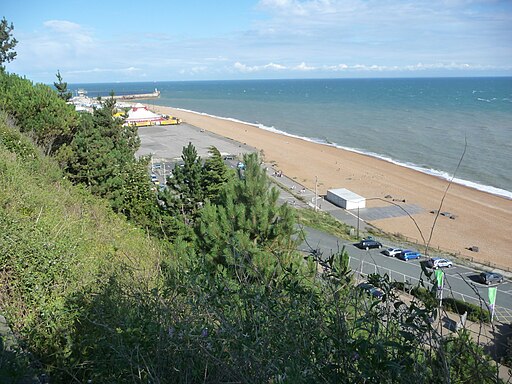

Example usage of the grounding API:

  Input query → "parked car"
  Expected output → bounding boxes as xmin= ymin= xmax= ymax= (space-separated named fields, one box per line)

xmin=397 ymin=250 xmax=422 ymax=261
xmin=479 ymin=272 xmax=504 ymax=285
xmin=383 ymin=247 xmax=402 ymax=257
xmin=426 ymin=257 xmax=453 ymax=269
xmin=357 ymin=238 xmax=383 ymax=250
xmin=356 ymin=282 xmax=384 ymax=300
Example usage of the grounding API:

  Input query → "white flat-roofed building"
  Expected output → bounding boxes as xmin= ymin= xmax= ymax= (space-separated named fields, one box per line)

xmin=326 ymin=188 xmax=366 ymax=210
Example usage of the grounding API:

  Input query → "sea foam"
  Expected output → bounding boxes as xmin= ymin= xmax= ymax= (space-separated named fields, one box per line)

xmin=174 ymin=107 xmax=512 ymax=200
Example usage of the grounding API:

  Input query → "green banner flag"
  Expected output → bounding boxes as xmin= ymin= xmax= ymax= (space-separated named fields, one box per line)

xmin=434 ymin=269 xmax=444 ymax=289
xmin=488 ymin=287 xmax=498 ymax=306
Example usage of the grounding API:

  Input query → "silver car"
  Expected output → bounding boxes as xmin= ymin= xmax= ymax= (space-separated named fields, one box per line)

xmin=383 ymin=247 xmax=402 ymax=257
xmin=426 ymin=257 xmax=453 ymax=269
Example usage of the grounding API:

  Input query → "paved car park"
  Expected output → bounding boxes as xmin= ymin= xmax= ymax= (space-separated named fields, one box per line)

xmin=136 ymin=123 xmax=255 ymax=161
xmin=357 ymin=204 xmax=424 ymax=221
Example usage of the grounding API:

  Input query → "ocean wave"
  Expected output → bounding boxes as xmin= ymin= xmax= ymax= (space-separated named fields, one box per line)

xmin=321 ymin=145 xmax=512 ymax=200
xmin=173 ymin=107 xmax=512 ymax=200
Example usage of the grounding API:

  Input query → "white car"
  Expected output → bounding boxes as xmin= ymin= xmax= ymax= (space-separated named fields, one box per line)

xmin=383 ymin=247 xmax=402 ymax=257
xmin=427 ymin=257 xmax=453 ymax=269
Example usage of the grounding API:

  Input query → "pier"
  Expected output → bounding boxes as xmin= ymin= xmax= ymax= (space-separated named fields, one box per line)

xmin=112 ymin=88 xmax=161 ymax=100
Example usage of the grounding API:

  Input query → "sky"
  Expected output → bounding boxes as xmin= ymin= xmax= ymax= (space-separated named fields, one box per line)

xmin=3 ymin=0 xmax=512 ymax=83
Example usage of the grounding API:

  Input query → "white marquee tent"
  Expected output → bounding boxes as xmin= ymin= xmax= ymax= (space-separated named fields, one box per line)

xmin=125 ymin=103 xmax=163 ymax=123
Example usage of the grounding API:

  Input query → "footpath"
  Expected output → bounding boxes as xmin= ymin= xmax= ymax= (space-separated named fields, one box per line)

xmin=264 ymin=162 xmax=371 ymax=231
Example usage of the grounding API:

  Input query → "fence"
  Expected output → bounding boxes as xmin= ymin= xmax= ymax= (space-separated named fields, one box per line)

xmin=390 ymin=234 xmax=512 ymax=273
xmin=351 ymin=258 xmax=511 ymax=324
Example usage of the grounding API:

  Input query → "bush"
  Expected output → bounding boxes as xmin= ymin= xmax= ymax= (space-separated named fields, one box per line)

xmin=411 ymin=286 xmax=438 ymax=308
xmin=0 ymin=117 xmax=165 ymax=380
xmin=0 ymin=111 xmax=39 ymax=160
xmin=296 ymin=206 xmax=355 ymax=240
xmin=0 ymin=72 xmax=78 ymax=155
xmin=442 ymin=298 xmax=490 ymax=323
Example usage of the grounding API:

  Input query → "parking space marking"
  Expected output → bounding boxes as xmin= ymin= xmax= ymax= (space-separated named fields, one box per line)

xmin=494 ymin=307 xmax=512 ymax=324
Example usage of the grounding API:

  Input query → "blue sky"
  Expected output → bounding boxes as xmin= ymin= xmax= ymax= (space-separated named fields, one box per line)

xmin=3 ymin=0 xmax=512 ymax=83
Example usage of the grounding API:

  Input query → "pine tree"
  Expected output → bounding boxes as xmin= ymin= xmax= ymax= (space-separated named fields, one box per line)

xmin=230 ymin=153 xmax=296 ymax=247
xmin=0 ymin=17 xmax=17 ymax=70
xmin=202 ymin=146 xmax=231 ymax=203
xmin=163 ymin=142 xmax=204 ymax=222
xmin=195 ymin=152 xmax=298 ymax=275
xmin=65 ymin=105 xmax=144 ymax=215
xmin=54 ymin=70 xmax=72 ymax=101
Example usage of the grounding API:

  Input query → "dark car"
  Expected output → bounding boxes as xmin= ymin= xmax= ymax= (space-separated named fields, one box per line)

xmin=357 ymin=238 xmax=383 ymax=250
xmin=479 ymin=272 xmax=504 ymax=285
xmin=356 ymin=282 xmax=384 ymax=300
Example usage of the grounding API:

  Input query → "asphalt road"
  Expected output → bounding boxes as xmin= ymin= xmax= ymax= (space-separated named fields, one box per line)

xmin=300 ymin=226 xmax=512 ymax=324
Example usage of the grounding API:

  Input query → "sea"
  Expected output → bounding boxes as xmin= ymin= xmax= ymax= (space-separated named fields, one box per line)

xmin=70 ymin=77 xmax=512 ymax=199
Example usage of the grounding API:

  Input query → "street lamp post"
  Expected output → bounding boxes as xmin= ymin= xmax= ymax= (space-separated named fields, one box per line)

xmin=314 ymin=176 xmax=318 ymax=211
xmin=357 ymin=205 xmax=360 ymax=239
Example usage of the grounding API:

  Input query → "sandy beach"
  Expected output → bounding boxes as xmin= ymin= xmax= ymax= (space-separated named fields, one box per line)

xmin=148 ymin=104 xmax=512 ymax=271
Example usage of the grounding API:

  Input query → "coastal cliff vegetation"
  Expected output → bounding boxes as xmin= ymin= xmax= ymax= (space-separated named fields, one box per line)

xmin=0 ymin=68 xmax=505 ymax=382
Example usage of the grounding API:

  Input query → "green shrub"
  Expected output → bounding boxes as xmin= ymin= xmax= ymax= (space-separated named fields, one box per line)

xmin=0 ymin=111 xmax=39 ymax=160
xmin=296 ymin=206 xmax=355 ymax=240
xmin=0 ymin=72 xmax=78 ymax=155
xmin=442 ymin=297 xmax=490 ymax=323
xmin=0 ymin=116 xmax=165 ymax=380
xmin=411 ymin=286 xmax=438 ymax=308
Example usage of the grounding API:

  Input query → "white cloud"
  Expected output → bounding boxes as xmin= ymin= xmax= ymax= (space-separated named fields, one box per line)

xmin=7 ymin=2 xmax=512 ymax=82
xmin=258 ymin=0 xmax=337 ymax=16
xmin=265 ymin=62 xmax=287 ymax=70
xmin=66 ymin=66 xmax=143 ymax=74
xmin=252 ymin=0 xmax=512 ymax=76
xmin=233 ymin=61 xmax=287 ymax=73
xmin=43 ymin=20 xmax=94 ymax=46
xmin=205 ymin=56 xmax=230 ymax=62
xmin=15 ymin=19 xmax=96 ymax=72
xmin=43 ymin=20 xmax=82 ymax=33
xmin=294 ymin=62 xmax=316 ymax=71
xmin=324 ymin=64 xmax=349 ymax=71
xmin=232 ymin=60 xmax=501 ymax=74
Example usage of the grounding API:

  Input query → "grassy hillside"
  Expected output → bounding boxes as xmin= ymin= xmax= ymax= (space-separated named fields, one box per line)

xmin=0 ymin=112 xmax=166 ymax=381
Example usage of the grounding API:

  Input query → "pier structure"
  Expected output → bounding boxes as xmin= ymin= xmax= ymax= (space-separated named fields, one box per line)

xmin=112 ymin=88 xmax=161 ymax=100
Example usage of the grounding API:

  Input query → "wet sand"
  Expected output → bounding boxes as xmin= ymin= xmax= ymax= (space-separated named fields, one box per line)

xmin=148 ymin=104 xmax=512 ymax=271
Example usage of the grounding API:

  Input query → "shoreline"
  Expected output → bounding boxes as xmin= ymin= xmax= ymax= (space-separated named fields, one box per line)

xmin=159 ymin=106 xmax=512 ymax=200
xmin=146 ymin=103 xmax=512 ymax=271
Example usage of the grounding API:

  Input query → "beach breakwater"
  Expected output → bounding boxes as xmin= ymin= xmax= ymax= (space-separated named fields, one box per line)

xmin=112 ymin=89 xmax=160 ymax=100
